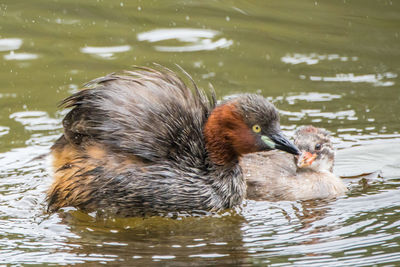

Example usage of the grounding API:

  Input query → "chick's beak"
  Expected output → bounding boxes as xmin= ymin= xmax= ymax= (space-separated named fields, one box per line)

xmin=297 ymin=151 xmax=317 ymax=168
xmin=270 ymin=132 xmax=300 ymax=155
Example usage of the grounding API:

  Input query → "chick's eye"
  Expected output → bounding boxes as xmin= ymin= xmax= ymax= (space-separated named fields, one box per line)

xmin=252 ymin=124 xmax=261 ymax=133
xmin=315 ymin=143 xmax=322 ymax=150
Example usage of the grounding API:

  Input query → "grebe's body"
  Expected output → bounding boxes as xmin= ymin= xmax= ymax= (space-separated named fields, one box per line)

xmin=47 ymin=67 xmax=299 ymax=216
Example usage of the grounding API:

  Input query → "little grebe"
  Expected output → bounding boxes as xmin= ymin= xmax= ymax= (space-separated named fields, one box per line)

xmin=243 ymin=126 xmax=347 ymax=201
xmin=47 ymin=66 xmax=299 ymax=216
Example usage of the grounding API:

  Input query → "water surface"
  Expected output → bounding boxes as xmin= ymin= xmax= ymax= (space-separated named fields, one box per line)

xmin=0 ymin=0 xmax=399 ymax=265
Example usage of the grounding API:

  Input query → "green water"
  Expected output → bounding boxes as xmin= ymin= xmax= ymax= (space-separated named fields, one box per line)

xmin=0 ymin=0 xmax=399 ymax=265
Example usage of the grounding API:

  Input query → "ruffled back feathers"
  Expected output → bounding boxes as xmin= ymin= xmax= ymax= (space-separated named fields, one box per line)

xmin=60 ymin=66 xmax=216 ymax=167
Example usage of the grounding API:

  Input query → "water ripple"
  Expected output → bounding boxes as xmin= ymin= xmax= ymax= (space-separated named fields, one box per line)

xmin=280 ymin=108 xmax=357 ymax=122
xmin=9 ymin=111 xmax=61 ymax=131
xmin=189 ymin=253 xmax=229 ymax=258
xmin=137 ymin=28 xmax=233 ymax=52
xmin=4 ymin=51 xmax=39 ymax=61
xmin=309 ymin=72 xmax=397 ymax=87
xmin=284 ymin=92 xmax=342 ymax=104
xmin=0 ymin=38 xmax=22 ymax=52
xmin=0 ymin=93 xmax=17 ymax=98
xmin=281 ymin=53 xmax=358 ymax=65
xmin=0 ymin=126 xmax=9 ymax=137
xmin=80 ymin=45 xmax=131 ymax=59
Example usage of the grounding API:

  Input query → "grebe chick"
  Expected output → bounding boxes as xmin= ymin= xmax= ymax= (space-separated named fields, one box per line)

xmin=243 ymin=126 xmax=347 ymax=201
xmin=47 ymin=67 xmax=299 ymax=217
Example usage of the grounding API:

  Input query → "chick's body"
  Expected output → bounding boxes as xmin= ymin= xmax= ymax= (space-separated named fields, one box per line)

xmin=243 ymin=126 xmax=347 ymax=201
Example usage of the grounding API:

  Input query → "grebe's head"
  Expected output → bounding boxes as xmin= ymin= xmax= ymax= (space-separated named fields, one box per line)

xmin=294 ymin=126 xmax=335 ymax=172
xmin=204 ymin=94 xmax=299 ymax=165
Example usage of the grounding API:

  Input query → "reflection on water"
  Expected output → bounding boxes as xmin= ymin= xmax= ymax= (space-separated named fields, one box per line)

xmin=0 ymin=38 xmax=23 ymax=52
xmin=137 ymin=28 xmax=233 ymax=52
xmin=281 ymin=53 xmax=397 ymax=87
xmin=0 ymin=0 xmax=400 ymax=265
xmin=284 ymin=92 xmax=342 ymax=104
xmin=309 ymin=72 xmax=397 ymax=87
xmin=4 ymin=52 xmax=39 ymax=61
xmin=10 ymin=111 xmax=60 ymax=131
xmin=336 ymin=141 xmax=400 ymax=178
xmin=0 ymin=127 xmax=9 ymax=137
xmin=80 ymin=45 xmax=132 ymax=59
xmin=281 ymin=53 xmax=359 ymax=65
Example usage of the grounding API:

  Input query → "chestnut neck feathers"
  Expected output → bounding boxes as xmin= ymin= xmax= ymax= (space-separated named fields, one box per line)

xmin=203 ymin=95 xmax=281 ymax=165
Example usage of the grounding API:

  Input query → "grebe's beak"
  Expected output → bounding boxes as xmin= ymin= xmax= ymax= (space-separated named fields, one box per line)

xmin=262 ymin=132 xmax=300 ymax=155
xmin=297 ymin=151 xmax=317 ymax=168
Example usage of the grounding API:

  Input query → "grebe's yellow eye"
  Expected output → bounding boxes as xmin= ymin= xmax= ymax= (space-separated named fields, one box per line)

xmin=252 ymin=124 xmax=261 ymax=133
